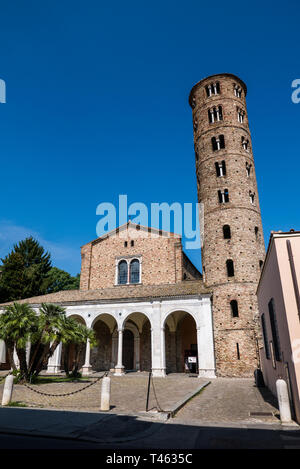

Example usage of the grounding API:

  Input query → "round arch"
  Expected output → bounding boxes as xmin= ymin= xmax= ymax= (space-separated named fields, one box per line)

xmin=164 ymin=310 xmax=198 ymax=374
xmin=162 ymin=307 xmax=199 ymax=330
xmin=122 ymin=312 xmax=152 ymax=372
xmin=120 ymin=310 xmax=153 ymax=331
xmin=91 ymin=314 xmax=118 ymax=372
xmin=91 ymin=312 xmax=117 ymax=331
xmin=67 ymin=314 xmax=86 ymax=326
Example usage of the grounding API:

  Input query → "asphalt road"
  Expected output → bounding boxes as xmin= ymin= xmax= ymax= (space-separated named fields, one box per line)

xmin=0 ymin=421 xmax=299 ymax=450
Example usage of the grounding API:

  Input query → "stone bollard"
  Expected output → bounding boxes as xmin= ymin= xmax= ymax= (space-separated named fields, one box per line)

xmin=1 ymin=374 xmax=14 ymax=406
xmin=100 ymin=376 xmax=111 ymax=411
xmin=276 ymin=379 xmax=292 ymax=424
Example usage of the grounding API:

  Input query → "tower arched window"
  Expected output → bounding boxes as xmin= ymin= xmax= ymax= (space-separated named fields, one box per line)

xmin=215 ymin=161 xmax=226 ymax=177
xmin=241 ymin=136 xmax=249 ymax=151
xmin=212 ymin=134 xmax=225 ymax=151
xmin=237 ymin=107 xmax=245 ymax=123
xmin=234 ymin=84 xmax=242 ymax=98
xmin=118 ymin=260 xmax=128 ymax=285
xmin=223 ymin=225 xmax=231 ymax=239
xmin=230 ymin=300 xmax=239 ymax=317
xmin=246 ymin=162 xmax=252 ymax=177
xmin=208 ymin=106 xmax=223 ymax=123
xmin=218 ymin=189 xmax=229 ymax=203
xmin=129 ymin=259 xmax=140 ymax=284
xmin=206 ymin=82 xmax=220 ymax=97
xmin=226 ymin=259 xmax=234 ymax=277
xmin=249 ymin=191 xmax=255 ymax=204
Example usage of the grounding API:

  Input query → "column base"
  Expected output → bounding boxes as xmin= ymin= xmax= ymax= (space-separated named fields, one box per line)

xmin=151 ymin=368 xmax=166 ymax=378
xmin=198 ymin=368 xmax=216 ymax=379
xmin=82 ymin=365 xmax=92 ymax=375
xmin=114 ymin=366 xmax=125 ymax=376
xmin=46 ymin=365 xmax=61 ymax=374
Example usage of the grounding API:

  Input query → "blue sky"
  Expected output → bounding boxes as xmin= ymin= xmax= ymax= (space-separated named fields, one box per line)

xmin=0 ymin=0 xmax=299 ymax=275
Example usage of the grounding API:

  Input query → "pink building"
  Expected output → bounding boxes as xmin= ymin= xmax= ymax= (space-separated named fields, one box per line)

xmin=257 ymin=230 xmax=300 ymax=423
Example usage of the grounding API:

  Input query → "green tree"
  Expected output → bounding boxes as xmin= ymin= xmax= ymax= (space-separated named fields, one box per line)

xmin=0 ymin=237 xmax=52 ymax=302
xmin=0 ymin=302 xmax=96 ymax=382
xmin=46 ymin=267 xmax=80 ymax=293
xmin=28 ymin=302 xmax=67 ymax=378
xmin=0 ymin=302 xmax=39 ymax=380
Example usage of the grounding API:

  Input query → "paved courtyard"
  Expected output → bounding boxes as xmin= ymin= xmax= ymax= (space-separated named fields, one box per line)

xmin=175 ymin=377 xmax=280 ymax=424
xmin=0 ymin=372 xmax=207 ymax=414
xmin=0 ymin=372 xmax=282 ymax=425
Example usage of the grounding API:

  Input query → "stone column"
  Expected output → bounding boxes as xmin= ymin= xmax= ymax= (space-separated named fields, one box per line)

xmin=46 ymin=342 xmax=62 ymax=374
xmin=111 ymin=336 xmax=118 ymax=370
xmin=82 ymin=339 xmax=92 ymax=375
xmin=151 ymin=326 xmax=165 ymax=378
xmin=197 ymin=312 xmax=216 ymax=379
xmin=114 ymin=329 xmax=125 ymax=376
xmin=160 ymin=327 xmax=166 ymax=376
xmin=170 ymin=331 xmax=176 ymax=373
xmin=134 ymin=335 xmax=140 ymax=371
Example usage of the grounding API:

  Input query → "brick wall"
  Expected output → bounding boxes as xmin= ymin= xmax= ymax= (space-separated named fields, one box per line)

xmin=80 ymin=224 xmax=200 ymax=290
xmin=189 ymin=74 xmax=265 ymax=377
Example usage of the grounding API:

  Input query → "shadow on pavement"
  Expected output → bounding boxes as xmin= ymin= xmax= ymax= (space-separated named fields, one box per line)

xmin=0 ymin=406 xmax=299 ymax=449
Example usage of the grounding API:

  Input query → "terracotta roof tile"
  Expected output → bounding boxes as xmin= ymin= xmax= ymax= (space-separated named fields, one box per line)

xmin=0 ymin=280 xmax=211 ymax=307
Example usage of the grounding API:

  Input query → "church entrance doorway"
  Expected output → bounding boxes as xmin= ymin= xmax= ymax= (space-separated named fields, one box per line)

xmin=123 ymin=329 xmax=134 ymax=370
xmin=165 ymin=311 xmax=197 ymax=374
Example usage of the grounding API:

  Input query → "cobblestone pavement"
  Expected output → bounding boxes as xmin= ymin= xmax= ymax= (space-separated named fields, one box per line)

xmin=0 ymin=372 xmax=205 ymax=414
xmin=175 ymin=378 xmax=280 ymax=424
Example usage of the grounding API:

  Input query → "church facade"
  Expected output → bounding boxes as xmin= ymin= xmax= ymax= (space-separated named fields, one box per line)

xmin=0 ymin=73 xmax=265 ymax=378
xmin=1 ymin=223 xmax=216 ymax=378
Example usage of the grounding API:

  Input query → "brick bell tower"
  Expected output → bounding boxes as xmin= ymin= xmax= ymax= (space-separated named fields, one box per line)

xmin=189 ymin=73 xmax=265 ymax=377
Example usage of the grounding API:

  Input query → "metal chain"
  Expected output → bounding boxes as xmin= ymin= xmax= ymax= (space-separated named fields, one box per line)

xmin=150 ymin=374 xmax=167 ymax=413
xmin=23 ymin=372 xmax=107 ymax=397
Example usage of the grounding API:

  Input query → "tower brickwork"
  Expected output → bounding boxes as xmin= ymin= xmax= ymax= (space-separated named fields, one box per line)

xmin=189 ymin=74 xmax=265 ymax=376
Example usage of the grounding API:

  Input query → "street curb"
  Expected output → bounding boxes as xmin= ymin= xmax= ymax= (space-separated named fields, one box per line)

xmin=167 ymin=380 xmax=211 ymax=418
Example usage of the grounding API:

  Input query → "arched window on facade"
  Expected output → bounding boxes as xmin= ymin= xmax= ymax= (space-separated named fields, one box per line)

xmin=226 ymin=259 xmax=234 ymax=277
xmin=130 ymin=259 xmax=140 ymax=284
xmin=223 ymin=225 xmax=231 ymax=239
xmin=230 ymin=300 xmax=239 ymax=317
xmin=118 ymin=260 xmax=128 ymax=285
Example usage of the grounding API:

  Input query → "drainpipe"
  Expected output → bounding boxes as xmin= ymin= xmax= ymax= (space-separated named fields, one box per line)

xmin=286 ymin=240 xmax=300 ymax=321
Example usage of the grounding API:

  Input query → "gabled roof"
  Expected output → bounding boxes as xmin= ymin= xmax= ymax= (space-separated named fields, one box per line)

xmin=81 ymin=220 xmax=182 ymax=248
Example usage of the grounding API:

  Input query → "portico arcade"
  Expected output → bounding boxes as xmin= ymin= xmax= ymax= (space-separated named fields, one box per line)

xmin=45 ymin=296 xmax=216 ymax=378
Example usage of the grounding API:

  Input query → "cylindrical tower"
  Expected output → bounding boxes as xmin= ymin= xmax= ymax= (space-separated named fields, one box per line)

xmin=189 ymin=73 xmax=265 ymax=377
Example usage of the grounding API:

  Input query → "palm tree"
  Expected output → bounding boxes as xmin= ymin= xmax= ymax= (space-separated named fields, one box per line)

xmin=0 ymin=301 xmax=96 ymax=381
xmin=61 ymin=317 xmax=96 ymax=377
xmin=68 ymin=322 xmax=96 ymax=377
xmin=30 ymin=303 xmax=67 ymax=377
xmin=0 ymin=302 xmax=38 ymax=380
